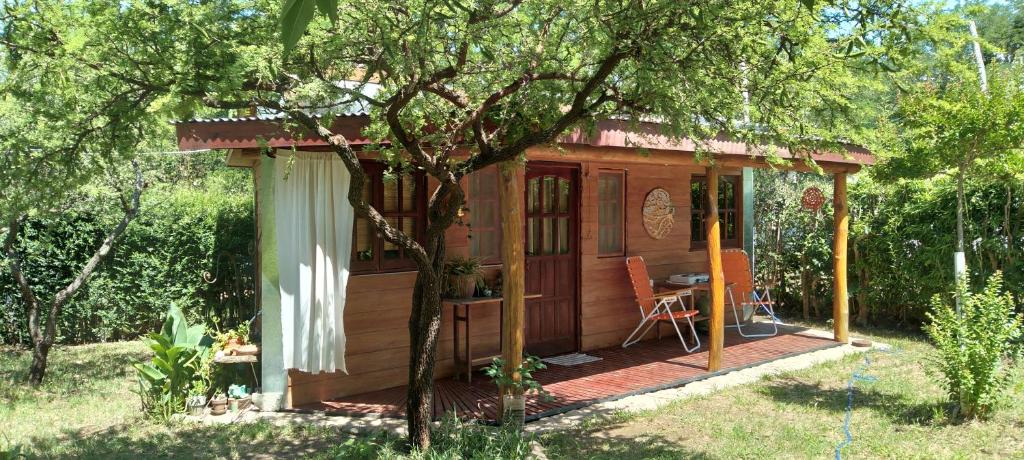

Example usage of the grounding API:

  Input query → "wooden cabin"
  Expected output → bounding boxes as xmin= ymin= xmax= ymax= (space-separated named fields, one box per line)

xmin=177 ymin=115 xmax=869 ymax=412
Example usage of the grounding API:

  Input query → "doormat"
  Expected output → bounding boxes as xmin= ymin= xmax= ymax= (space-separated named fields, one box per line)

xmin=542 ymin=353 xmax=602 ymax=367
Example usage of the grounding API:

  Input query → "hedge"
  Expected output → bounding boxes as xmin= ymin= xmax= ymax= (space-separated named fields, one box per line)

xmin=0 ymin=159 xmax=255 ymax=345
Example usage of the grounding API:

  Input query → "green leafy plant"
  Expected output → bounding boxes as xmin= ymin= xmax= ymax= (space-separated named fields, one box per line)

xmin=134 ymin=304 xmax=214 ymax=420
xmin=445 ymin=256 xmax=484 ymax=276
xmin=925 ymin=272 xmax=1023 ymax=420
xmin=444 ymin=256 xmax=484 ymax=298
xmin=484 ymin=355 xmax=551 ymax=401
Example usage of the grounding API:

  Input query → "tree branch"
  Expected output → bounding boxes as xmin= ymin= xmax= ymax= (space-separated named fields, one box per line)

xmin=3 ymin=215 xmax=40 ymax=343
xmin=282 ymin=108 xmax=433 ymax=270
xmin=43 ymin=160 xmax=145 ymax=343
xmin=459 ymin=48 xmax=628 ymax=173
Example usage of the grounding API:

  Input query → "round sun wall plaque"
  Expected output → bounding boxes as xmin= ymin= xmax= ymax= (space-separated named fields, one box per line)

xmin=642 ymin=187 xmax=675 ymax=239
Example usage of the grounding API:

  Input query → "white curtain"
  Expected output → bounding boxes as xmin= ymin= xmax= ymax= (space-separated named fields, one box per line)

xmin=274 ymin=150 xmax=353 ymax=374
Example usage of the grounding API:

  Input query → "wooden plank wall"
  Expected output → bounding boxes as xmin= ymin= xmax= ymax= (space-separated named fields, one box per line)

xmin=287 ymin=147 xmax=743 ymax=406
xmin=287 ymin=178 xmax=506 ymax=406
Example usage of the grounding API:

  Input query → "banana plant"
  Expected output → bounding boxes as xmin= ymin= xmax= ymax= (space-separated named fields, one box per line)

xmin=134 ymin=304 xmax=213 ymax=419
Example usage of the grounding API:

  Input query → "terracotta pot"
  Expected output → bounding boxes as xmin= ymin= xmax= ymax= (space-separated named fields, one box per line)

xmin=210 ymin=397 xmax=228 ymax=416
xmin=457 ymin=275 xmax=476 ymax=298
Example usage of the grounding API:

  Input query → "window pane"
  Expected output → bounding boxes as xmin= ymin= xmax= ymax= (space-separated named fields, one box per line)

xmin=691 ymin=211 xmax=705 ymax=242
xmin=354 ymin=179 xmax=375 ymax=262
xmin=542 ymin=217 xmax=554 ymax=255
xmin=473 ymin=170 xmax=497 ymax=199
xmin=598 ymin=172 xmax=624 ymax=255
xmin=527 ymin=178 xmax=539 ymax=213
xmin=469 ymin=168 xmax=501 ymax=260
xmin=383 ymin=175 xmax=399 ymax=212
xmin=402 ymin=175 xmax=417 ymax=212
xmin=691 ymin=179 xmax=704 ymax=211
xmin=383 ymin=217 xmax=401 ymax=259
xmin=403 ymin=218 xmax=416 ymax=243
xmin=354 ymin=217 xmax=374 ymax=261
xmin=473 ymin=231 xmax=495 ymax=259
xmin=723 ymin=211 xmax=736 ymax=239
xmin=543 ymin=176 xmax=556 ymax=213
xmin=558 ymin=178 xmax=570 ymax=213
xmin=720 ymin=178 xmax=734 ymax=210
xmin=558 ymin=217 xmax=569 ymax=254
xmin=526 ymin=217 xmax=537 ymax=256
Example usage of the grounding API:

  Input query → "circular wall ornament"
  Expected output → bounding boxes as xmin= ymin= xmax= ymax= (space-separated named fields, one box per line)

xmin=642 ymin=187 xmax=675 ymax=239
xmin=801 ymin=186 xmax=826 ymax=212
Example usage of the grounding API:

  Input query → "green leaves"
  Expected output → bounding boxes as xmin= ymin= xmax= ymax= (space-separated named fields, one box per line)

xmin=280 ymin=0 xmax=338 ymax=55
xmin=135 ymin=304 xmax=213 ymax=419
xmin=316 ymin=0 xmax=339 ymax=22
xmin=926 ymin=272 xmax=1022 ymax=419
xmin=280 ymin=0 xmax=316 ymax=55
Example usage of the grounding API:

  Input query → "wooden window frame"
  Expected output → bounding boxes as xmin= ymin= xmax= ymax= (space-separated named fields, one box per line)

xmin=690 ymin=174 xmax=741 ymax=250
xmin=351 ymin=161 xmax=427 ymax=275
xmin=467 ymin=166 xmax=503 ymax=265
xmin=597 ymin=169 xmax=627 ymax=258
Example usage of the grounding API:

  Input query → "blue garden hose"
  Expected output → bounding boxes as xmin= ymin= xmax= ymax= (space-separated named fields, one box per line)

xmin=834 ymin=345 xmax=898 ymax=460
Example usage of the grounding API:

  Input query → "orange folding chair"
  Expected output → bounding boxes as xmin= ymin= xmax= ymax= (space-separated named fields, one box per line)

xmin=721 ymin=249 xmax=779 ymax=337
xmin=623 ymin=256 xmax=701 ymax=352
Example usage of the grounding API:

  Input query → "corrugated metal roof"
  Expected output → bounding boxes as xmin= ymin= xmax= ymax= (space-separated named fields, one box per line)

xmin=178 ymin=111 xmax=370 ymax=124
xmin=175 ymin=112 xmax=873 ymax=166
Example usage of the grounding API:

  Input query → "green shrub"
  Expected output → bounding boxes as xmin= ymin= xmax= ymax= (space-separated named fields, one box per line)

xmin=925 ymin=272 xmax=1023 ymax=420
xmin=0 ymin=155 xmax=255 ymax=345
xmin=134 ymin=304 xmax=214 ymax=420
xmin=753 ymin=169 xmax=1024 ymax=327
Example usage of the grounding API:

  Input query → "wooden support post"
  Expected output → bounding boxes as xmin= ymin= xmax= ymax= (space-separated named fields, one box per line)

xmin=498 ymin=161 xmax=526 ymax=421
xmin=706 ymin=168 xmax=725 ymax=372
xmin=833 ymin=173 xmax=850 ymax=343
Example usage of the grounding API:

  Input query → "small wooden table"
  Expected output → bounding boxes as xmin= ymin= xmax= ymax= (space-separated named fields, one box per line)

xmin=661 ymin=280 xmax=738 ymax=321
xmin=444 ymin=294 xmax=541 ymax=383
xmin=213 ymin=353 xmax=260 ymax=388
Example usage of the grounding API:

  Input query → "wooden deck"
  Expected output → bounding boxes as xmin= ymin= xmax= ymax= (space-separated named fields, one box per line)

xmin=295 ymin=325 xmax=838 ymax=422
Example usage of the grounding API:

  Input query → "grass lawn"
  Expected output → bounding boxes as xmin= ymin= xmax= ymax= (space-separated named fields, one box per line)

xmin=541 ymin=326 xmax=1024 ymax=459
xmin=2 ymin=326 xmax=1022 ymax=459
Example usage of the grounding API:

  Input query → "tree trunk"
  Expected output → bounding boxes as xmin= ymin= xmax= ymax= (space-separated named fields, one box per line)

xmin=955 ymin=168 xmax=967 ymax=269
xmin=853 ymin=238 xmax=869 ymax=327
xmin=5 ymin=161 xmax=143 ymax=387
xmin=405 ymin=233 xmax=447 ymax=449
xmin=800 ymin=264 xmax=809 ymax=321
xmin=28 ymin=340 xmax=51 ymax=386
xmin=811 ymin=278 xmax=821 ymax=319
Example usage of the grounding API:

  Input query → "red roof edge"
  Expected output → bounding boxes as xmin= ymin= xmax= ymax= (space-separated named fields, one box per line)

xmin=176 ymin=116 xmax=873 ymax=166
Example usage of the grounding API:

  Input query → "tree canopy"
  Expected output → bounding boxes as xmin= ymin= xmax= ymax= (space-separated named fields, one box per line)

xmin=0 ymin=0 xmax=956 ymax=447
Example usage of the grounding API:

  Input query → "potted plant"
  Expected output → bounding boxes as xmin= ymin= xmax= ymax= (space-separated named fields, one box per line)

xmin=444 ymin=256 xmax=483 ymax=298
xmin=484 ymin=355 xmax=551 ymax=427
xmin=210 ymin=393 xmax=228 ymax=416
xmin=186 ymin=394 xmax=207 ymax=416
xmin=186 ymin=379 xmax=209 ymax=416
xmin=216 ymin=323 xmax=250 ymax=355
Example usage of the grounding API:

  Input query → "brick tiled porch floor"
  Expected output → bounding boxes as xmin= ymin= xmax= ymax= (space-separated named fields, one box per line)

xmin=295 ymin=325 xmax=838 ymax=422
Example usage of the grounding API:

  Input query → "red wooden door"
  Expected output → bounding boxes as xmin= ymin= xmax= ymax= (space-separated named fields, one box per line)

xmin=524 ymin=164 xmax=579 ymax=357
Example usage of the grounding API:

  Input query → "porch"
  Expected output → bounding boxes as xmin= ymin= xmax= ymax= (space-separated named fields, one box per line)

xmin=295 ymin=324 xmax=838 ymax=422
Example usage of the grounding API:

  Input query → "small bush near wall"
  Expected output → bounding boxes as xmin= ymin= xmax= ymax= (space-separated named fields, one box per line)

xmin=0 ymin=154 xmax=256 ymax=345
